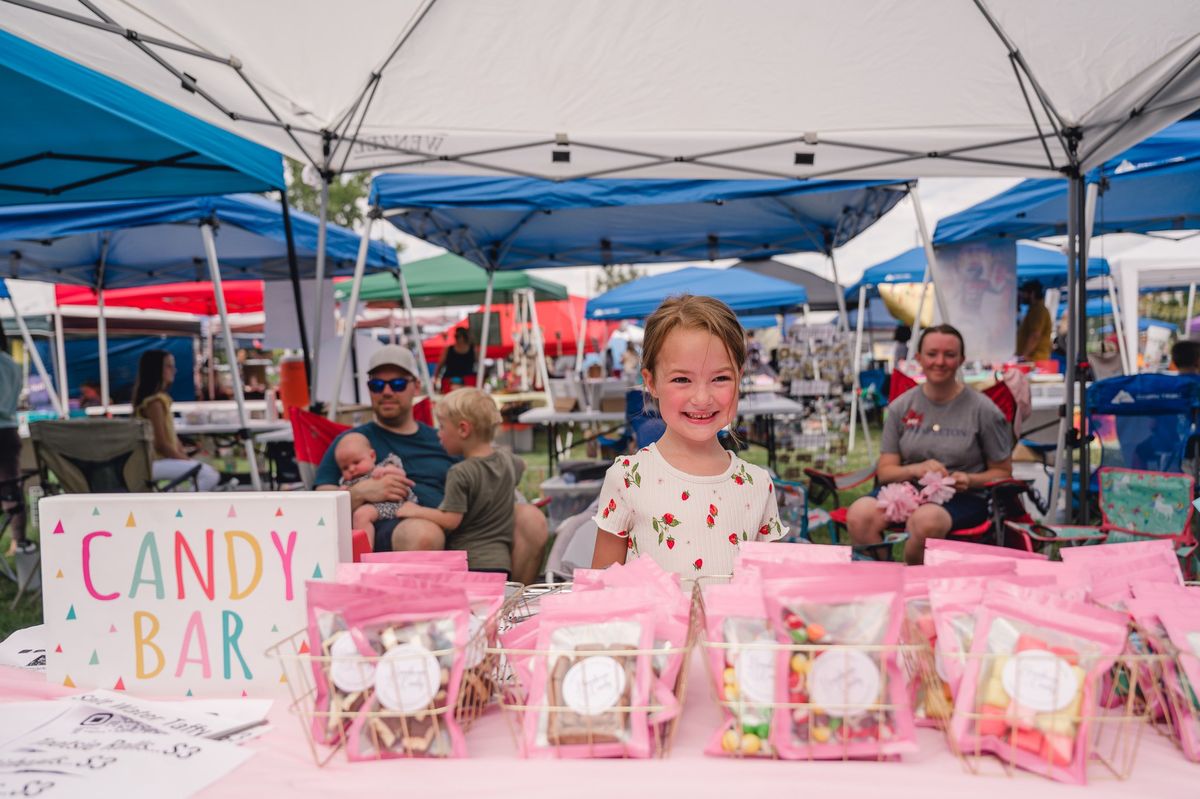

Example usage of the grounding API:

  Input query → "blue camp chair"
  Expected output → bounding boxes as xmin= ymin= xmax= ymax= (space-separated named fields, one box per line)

xmin=1022 ymin=373 xmax=1200 ymax=502
xmin=598 ymin=390 xmax=666 ymax=454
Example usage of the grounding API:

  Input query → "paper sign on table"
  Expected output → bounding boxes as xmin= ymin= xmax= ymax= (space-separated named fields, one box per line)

xmin=40 ymin=492 xmax=350 ymax=697
xmin=0 ymin=702 xmax=252 ymax=799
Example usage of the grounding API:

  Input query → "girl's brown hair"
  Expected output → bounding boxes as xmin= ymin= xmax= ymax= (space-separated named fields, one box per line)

xmin=641 ymin=294 xmax=746 ymax=381
xmin=916 ymin=324 xmax=966 ymax=358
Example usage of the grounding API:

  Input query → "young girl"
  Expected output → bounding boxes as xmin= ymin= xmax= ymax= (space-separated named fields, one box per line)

xmin=591 ymin=295 xmax=785 ymax=577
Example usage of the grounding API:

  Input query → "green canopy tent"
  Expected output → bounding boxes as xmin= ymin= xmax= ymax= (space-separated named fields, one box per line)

xmin=334 ymin=253 xmax=568 ymax=306
xmin=334 ymin=253 xmax=569 ymax=397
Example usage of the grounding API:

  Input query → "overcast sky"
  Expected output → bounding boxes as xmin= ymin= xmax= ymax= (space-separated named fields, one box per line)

xmin=384 ymin=177 xmax=1026 ymax=298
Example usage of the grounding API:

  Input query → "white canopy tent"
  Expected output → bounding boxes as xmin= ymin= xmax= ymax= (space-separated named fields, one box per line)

xmin=1113 ymin=237 xmax=1200 ymax=362
xmin=9 ymin=0 xmax=1200 ymax=514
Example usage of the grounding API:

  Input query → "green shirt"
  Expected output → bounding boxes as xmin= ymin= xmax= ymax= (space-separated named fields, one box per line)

xmin=439 ymin=449 xmax=526 ymax=572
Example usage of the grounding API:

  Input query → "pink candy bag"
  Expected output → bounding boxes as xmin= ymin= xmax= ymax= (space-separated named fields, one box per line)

xmin=701 ymin=582 xmax=777 ymax=758
xmin=738 ymin=540 xmax=852 ymax=565
xmin=359 ymin=549 xmax=469 ymax=568
xmin=948 ymin=592 xmax=1128 ymax=784
xmin=343 ymin=590 xmax=472 ymax=760
xmin=924 ymin=539 xmax=1047 ymax=565
xmin=1157 ymin=601 xmax=1200 ymax=761
xmin=763 ymin=564 xmax=917 ymax=760
xmin=522 ymin=589 xmax=659 ymax=758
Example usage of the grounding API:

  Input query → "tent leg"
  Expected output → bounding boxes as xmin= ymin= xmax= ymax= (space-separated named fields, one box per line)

xmin=1045 ymin=410 xmax=1068 ymax=523
xmin=848 ymin=286 xmax=867 ymax=454
xmin=309 ymin=179 xmax=330 ymax=401
xmin=575 ymin=304 xmax=588 ymax=376
xmin=910 ymin=185 xmax=951 ymax=327
xmin=95 ymin=233 xmax=111 ymax=416
xmin=802 ymin=303 xmax=811 ymax=328
xmin=397 ymin=266 xmax=434 ymax=398
xmin=1187 ymin=282 xmax=1197 ymax=341
xmin=477 ymin=271 xmax=495 ymax=386
xmin=1074 ymin=174 xmax=1091 ymax=519
xmin=206 ymin=323 xmax=215 ymax=400
xmin=52 ymin=312 xmax=68 ymax=414
xmin=524 ymin=289 xmax=553 ymax=409
xmin=828 ymin=251 xmax=850 ymax=332
xmin=8 ymin=297 xmax=63 ymax=417
xmin=201 ymin=223 xmax=262 ymax=491
xmin=1063 ymin=176 xmax=1081 ymax=522
xmin=329 ymin=214 xmax=376 ymax=420
xmin=279 ymin=189 xmax=312 ymax=400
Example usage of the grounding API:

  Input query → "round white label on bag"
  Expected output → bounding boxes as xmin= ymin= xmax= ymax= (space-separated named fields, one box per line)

xmin=329 ymin=632 xmax=375 ymax=693
xmin=374 ymin=642 xmax=442 ymax=712
xmin=561 ymin=656 xmax=626 ymax=716
xmin=1001 ymin=650 xmax=1078 ymax=712
xmin=809 ymin=649 xmax=881 ymax=718
xmin=735 ymin=641 xmax=777 ymax=705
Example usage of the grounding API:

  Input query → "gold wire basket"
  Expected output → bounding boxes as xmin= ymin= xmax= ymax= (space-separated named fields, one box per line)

xmin=1128 ymin=623 xmax=1200 ymax=762
xmin=695 ymin=590 xmax=941 ymax=761
xmin=267 ymin=589 xmax=514 ymax=766
xmin=487 ymin=582 xmax=699 ymax=758
xmin=941 ymin=643 xmax=1170 ymax=782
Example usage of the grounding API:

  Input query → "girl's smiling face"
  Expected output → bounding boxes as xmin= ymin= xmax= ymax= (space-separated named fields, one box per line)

xmin=643 ymin=327 xmax=739 ymax=447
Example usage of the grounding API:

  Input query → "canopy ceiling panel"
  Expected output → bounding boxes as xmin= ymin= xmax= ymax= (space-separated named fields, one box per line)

xmin=5 ymin=1 xmax=1199 ymax=180
xmin=586 ymin=266 xmax=807 ymax=320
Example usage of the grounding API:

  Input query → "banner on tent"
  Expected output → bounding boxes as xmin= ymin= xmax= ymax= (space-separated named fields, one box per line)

xmin=935 ymin=241 xmax=1017 ymax=364
xmin=40 ymin=492 xmax=350 ymax=697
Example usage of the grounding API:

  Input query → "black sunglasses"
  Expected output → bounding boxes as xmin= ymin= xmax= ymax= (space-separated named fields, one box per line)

xmin=367 ymin=377 xmax=410 ymax=394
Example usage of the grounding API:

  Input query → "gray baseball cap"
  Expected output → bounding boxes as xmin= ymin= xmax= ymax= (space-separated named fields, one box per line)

xmin=367 ymin=345 xmax=420 ymax=377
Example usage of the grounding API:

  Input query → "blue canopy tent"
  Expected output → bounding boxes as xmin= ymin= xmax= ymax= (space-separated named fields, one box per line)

xmin=0 ymin=194 xmax=397 ymax=488
xmin=586 ymin=267 xmax=808 ymax=320
xmin=739 ymin=314 xmax=781 ymax=331
xmin=357 ymin=174 xmax=911 ymax=410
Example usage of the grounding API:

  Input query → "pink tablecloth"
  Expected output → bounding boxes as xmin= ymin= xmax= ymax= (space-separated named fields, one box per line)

xmin=1 ymin=657 xmax=1193 ymax=797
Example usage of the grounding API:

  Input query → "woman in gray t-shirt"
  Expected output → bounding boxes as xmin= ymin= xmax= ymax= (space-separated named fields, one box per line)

xmin=846 ymin=325 xmax=1013 ymax=564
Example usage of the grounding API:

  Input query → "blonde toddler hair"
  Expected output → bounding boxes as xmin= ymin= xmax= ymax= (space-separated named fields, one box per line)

xmin=437 ymin=387 xmax=502 ymax=441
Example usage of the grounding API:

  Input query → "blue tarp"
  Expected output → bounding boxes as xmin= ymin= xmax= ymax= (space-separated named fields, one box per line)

xmin=1058 ymin=297 xmax=1119 ymax=320
xmin=370 ymin=175 xmax=908 ymax=270
xmin=0 ymin=29 xmax=282 ymax=204
xmin=934 ymin=122 xmax=1200 ymax=244
xmin=0 ymin=194 xmax=398 ymax=288
xmin=586 ymin=267 xmax=807 ymax=320
xmin=842 ymin=296 xmax=900 ymax=329
xmin=844 ymin=244 xmax=1111 ymax=298
xmin=35 ymin=335 xmax=195 ymax=405
xmin=1098 ymin=318 xmax=1175 ymax=334
xmin=739 ymin=314 xmax=780 ymax=330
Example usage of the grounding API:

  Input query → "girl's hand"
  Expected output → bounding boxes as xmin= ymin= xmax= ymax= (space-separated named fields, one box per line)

xmin=949 ymin=471 xmax=971 ymax=492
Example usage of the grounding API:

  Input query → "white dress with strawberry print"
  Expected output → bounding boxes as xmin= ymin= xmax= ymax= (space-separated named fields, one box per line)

xmin=592 ymin=443 xmax=786 ymax=578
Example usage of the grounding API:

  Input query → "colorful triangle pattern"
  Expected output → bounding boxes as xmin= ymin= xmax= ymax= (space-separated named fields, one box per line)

xmin=279 ymin=673 xmax=288 ymax=684
xmin=312 ymin=563 xmax=323 ymax=579
xmin=54 ymin=644 xmax=62 ymax=653
xmin=275 ymin=507 xmax=283 ymax=517
xmin=270 ymin=624 xmax=278 ymax=633
xmin=125 ymin=512 xmax=136 ymax=527
xmin=89 ymin=650 xmax=99 ymax=666
xmin=63 ymin=675 xmax=75 ymax=688
xmin=186 ymin=689 xmax=193 ymax=697
xmin=52 ymin=520 xmax=64 ymax=535
xmin=317 ymin=517 xmax=325 ymax=526
xmin=55 ymin=569 xmax=63 ymax=579
xmin=227 ymin=505 xmax=237 ymax=518
xmin=91 ymin=507 xmax=100 ymax=516
xmin=241 ymin=690 xmax=248 ymax=698
xmin=176 ymin=509 xmax=183 ymax=518
xmin=114 ymin=677 xmax=125 ymax=691
xmin=298 ymin=640 xmax=311 ymax=655
xmin=66 ymin=605 xmax=76 ymax=621
xmin=109 ymin=624 xmax=117 ymax=633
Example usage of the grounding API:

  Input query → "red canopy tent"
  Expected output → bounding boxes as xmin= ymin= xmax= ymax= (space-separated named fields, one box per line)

xmin=422 ymin=296 xmax=616 ymax=362
xmin=56 ymin=281 xmax=264 ymax=315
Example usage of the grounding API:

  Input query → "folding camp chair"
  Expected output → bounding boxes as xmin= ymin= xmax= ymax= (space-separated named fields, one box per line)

xmin=0 ymin=470 xmax=39 ymax=608
xmin=289 ymin=407 xmax=351 ymax=490
xmin=1021 ymin=373 xmax=1200 ymax=512
xmin=809 ymin=370 xmax=1037 ymax=556
xmin=598 ymin=389 xmax=666 ymax=455
xmin=29 ymin=418 xmax=201 ymax=494
xmin=1006 ymin=467 xmax=1199 ymax=577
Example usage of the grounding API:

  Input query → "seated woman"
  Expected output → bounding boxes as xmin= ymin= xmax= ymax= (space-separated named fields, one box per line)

xmin=846 ymin=324 xmax=1013 ymax=564
xmin=132 ymin=350 xmax=221 ymax=491
xmin=435 ymin=328 xmax=478 ymax=393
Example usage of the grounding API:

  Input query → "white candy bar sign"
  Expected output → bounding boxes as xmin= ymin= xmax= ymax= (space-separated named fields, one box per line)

xmin=40 ymin=492 xmax=350 ymax=697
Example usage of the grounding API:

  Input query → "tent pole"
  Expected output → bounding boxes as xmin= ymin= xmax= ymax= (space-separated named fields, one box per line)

xmin=1063 ymin=176 xmax=1080 ymax=522
xmin=1075 ymin=174 xmax=1092 ymax=520
xmin=95 ymin=232 xmax=111 ymax=416
xmin=910 ymin=185 xmax=951 ymax=326
xmin=279 ymin=190 xmax=312 ymax=401
xmin=828 ymin=250 xmax=850 ymax=332
xmin=329 ymin=213 xmax=376 ymax=420
xmin=6 ymin=293 xmax=63 ymax=418
xmin=525 ymin=289 xmax=553 ymax=409
xmin=53 ymin=311 xmax=68 ymax=413
xmin=309 ymin=178 xmax=330 ymax=401
xmin=575 ymin=305 xmax=588 ymax=376
xmin=1105 ymin=281 xmax=1129 ymax=375
xmin=802 ymin=303 xmax=811 ymax=328
xmin=397 ymin=265 xmax=434 ymax=398
xmin=201 ymin=223 xmax=262 ymax=491
xmin=1187 ymin=283 xmax=1197 ymax=340
xmin=206 ymin=322 xmax=215 ymax=400
xmin=848 ymin=285 xmax=867 ymax=455
xmin=477 ymin=270 xmax=495 ymax=386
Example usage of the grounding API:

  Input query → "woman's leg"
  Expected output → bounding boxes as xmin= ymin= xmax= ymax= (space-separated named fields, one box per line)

xmin=0 ymin=428 xmax=26 ymax=546
xmin=152 ymin=458 xmax=221 ymax=491
xmin=904 ymin=504 xmax=953 ymax=565
xmin=845 ymin=495 xmax=888 ymax=547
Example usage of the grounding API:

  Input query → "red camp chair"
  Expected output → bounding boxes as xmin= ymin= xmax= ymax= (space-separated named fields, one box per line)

xmin=808 ymin=370 xmax=1037 ymax=555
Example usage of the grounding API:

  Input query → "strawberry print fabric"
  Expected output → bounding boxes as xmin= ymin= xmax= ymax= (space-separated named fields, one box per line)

xmin=593 ymin=443 xmax=785 ymax=577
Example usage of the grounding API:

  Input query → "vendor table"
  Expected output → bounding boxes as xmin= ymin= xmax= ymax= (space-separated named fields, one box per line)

xmin=0 ymin=655 xmax=1190 ymax=798
xmin=518 ymin=406 xmax=625 ymax=471
xmin=84 ymin=399 xmax=271 ymax=419
xmin=737 ymin=393 xmax=806 ymax=472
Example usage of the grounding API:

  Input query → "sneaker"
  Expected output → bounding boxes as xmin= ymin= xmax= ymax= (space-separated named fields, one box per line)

xmin=14 ymin=540 xmax=38 ymax=555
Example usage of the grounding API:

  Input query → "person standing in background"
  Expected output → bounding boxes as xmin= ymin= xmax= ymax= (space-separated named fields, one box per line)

xmin=1016 ymin=280 xmax=1052 ymax=362
xmin=132 ymin=350 xmax=221 ymax=491
xmin=893 ymin=324 xmax=912 ymax=364
xmin=0 ymin=328 xmax=30 ymax=554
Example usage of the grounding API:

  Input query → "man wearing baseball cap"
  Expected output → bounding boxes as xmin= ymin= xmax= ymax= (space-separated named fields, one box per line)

xmin=315 ymin=344 xmax=547 ymax=582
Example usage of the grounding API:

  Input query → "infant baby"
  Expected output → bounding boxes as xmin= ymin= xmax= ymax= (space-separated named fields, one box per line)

xmin=334 ymin=431 xmax=417 ymax=542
